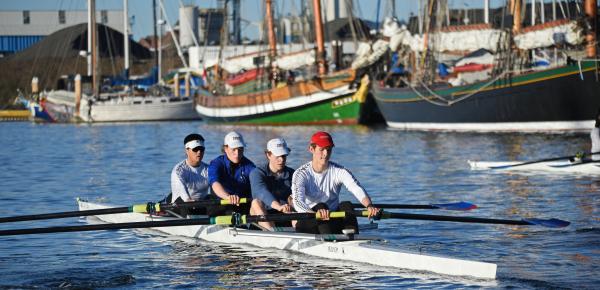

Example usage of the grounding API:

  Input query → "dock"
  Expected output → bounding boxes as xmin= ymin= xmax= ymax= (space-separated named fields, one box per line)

xmin=0 ymin=110 xmax=30 ymax=121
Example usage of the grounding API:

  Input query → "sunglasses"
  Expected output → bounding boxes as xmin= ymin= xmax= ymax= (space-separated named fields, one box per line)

xmin=190 ymin=147 xmax=205 ymax=153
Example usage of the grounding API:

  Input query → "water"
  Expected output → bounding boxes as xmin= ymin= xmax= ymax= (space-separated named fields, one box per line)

xmin=0 ymin=122 xmax=598 ymax=289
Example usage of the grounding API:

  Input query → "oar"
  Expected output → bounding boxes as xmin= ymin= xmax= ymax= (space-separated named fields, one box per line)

xmin=548 ymin=159 xmax=600 ymax=168
xmin=0 ymin=198 xmax=249 ymax=224
xmin=0 ymin=212 xmax=346 ymax=236
xmin=356 ymin=211 xmax=570 ymax=228
xmin=489 ymin=152 xmax=599 ymax=169
xmin=352 ymin=201 xmax=477 ymax=211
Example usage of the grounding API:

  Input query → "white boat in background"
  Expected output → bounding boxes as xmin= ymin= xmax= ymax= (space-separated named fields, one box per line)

xmin=78 ymin=93 xmax=198 ymax=122
xmin=43 ymin=86 xmax=199 ymax=122
xmin=468 ymin=160 xmax=600 ymax=174
xmin=41 ymin=0 xmax=200 ymax=123
xmin=77 ymin=199 xmax=497 ymax=279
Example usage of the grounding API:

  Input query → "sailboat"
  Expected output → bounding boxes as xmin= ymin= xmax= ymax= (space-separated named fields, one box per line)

xmin=42 ymin=0 xmax=199 ymax=123
xmin=361 ymin=0 xmax=600 ymax=132
xmin=193 ymin=0 xmax=370 ymax=125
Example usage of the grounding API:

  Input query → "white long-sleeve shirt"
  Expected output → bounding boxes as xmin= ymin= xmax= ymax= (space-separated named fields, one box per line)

xmin=291 ymin=161 xmax=368 ymax=212
xmin=170 ymin=160 xmax=209 ymax=203
xmin=591 ymin=128 xmax=600 ymax=161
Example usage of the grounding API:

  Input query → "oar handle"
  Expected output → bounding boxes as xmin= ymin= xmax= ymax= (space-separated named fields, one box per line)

xmin=146 ymin=198 xmax=249 ymax=213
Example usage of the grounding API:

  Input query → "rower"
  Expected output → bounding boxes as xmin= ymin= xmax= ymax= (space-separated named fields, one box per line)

xmin=591 ymin=109 xmax=600 ymax=161
xmin=207 ymin=131 xmax=255 ymax=216
xmin=169 ymin=133 xmax=210 ymax=216
xmin=291 ymin=131 xmax=380 ymax=234
xmin=249 ymin=138 xmax=295 ymax=231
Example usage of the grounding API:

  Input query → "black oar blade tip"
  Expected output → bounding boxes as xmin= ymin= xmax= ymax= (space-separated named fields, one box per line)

xmin=523 ymin=218 xmax=571 ymax=228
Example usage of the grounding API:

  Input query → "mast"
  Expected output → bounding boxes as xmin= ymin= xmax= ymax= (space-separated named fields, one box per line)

xmin=585 ymin=0 xmax=597 ymax=57
xmin=152 ymin=0 xmax=159 ymax=69
xmin=266 ymin=0 xmax=277 ymax=60
xmin=91 ymin=0 xmax=99 ymax=96
xmin=531 ymin=0 xmax=536 ymax=26
xmin=232 ymin=0 xmax=241 ymax=44
xmin=512 ymin=0 xmax=522 ymax=33
xmin=87 ymin=0 xmax=92 ymax=76
xmin=484 ymin=0 xmax=489 ymax=24
xmin=312 ymin=0 xmax=327 ymax=75
xmin=123 ymin=0 xmax=129 ymax=77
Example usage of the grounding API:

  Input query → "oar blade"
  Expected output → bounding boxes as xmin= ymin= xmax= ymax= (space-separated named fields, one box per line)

xmin=431 ymin=202 xmax=477 ymax=211
xmin=522 ymin=218 xmax=571 ymax=228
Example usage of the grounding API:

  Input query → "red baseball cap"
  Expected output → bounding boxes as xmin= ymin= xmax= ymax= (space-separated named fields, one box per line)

xmin=310 ymin=131 xmax=334 ymax=147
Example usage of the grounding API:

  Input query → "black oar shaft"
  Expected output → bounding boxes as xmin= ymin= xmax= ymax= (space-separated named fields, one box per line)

xmin=352 ymin=203 xmax=438 ymax=210
xmin=0 ymin=207 xmax=131 ymax=223
xmin=0 ymin=199 xmax=248 ymax=224
xmin=0 ymin=218 xmax=212 ymax=236
xmin=381 ymin=212 xmax=529 ymax=225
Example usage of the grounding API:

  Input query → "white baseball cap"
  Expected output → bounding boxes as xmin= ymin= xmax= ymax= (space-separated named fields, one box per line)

xmin=266 ymin=138 xmax=291 ymax=156
xmin=224 ymin=131 xmax=246 ymax=148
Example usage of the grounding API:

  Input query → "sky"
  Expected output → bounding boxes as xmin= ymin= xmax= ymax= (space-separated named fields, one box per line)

xmin=0 ymin=0 xmax=506 ymax=41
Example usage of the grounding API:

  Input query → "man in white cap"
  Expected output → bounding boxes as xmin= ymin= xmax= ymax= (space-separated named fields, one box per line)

xmin=169 ymin=133 xmax=210 ymax=215
xmin=292 ymin=131 xmax=379 ymax=234
xmin=249 ymin=137 xmax=295 ymax=231
xmin=208 ymin=131 xmax=255 ymax=215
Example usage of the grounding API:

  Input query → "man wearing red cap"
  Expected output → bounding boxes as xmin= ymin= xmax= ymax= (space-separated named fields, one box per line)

xmin=291 ymin=131 xmax=379 ymax=234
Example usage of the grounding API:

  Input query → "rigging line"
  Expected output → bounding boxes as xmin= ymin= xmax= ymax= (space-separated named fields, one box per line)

xmin=346 ymin=0 xmax=359 ymax=51
xmin=103 ymin=24 xmax=118 ymax=77
xmin=405 ymin=69 xmax=509 ymax=107
xmin=158 ymin=0 xmax=189 ymax=68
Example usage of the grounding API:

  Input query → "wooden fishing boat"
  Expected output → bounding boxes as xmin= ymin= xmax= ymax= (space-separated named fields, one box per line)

xmin=194 ymin=0 xmax=372 ymax=125
xmin=77 ymin=199 xmax=497 ymax=279
xmin=468 ymin=159 xmax=600 ymax=174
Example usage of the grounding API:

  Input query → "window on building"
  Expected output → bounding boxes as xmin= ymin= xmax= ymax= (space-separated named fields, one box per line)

xmin=23 ymin=11 xmax=30 ymax=24
xmin=101 ymin=10 xmax=108 ymax=23
xmin=58 ymin=10 xmax=66 ymax=24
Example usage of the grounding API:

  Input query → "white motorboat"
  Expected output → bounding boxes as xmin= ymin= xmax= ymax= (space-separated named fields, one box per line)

xmin=77 ymin=199 xmax=497 ymax=279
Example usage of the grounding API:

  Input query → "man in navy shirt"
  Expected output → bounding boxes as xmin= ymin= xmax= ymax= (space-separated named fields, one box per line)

xmin=249 ymin=138 xmax=295 ymax=231
xmin=208 ymin=131 xmax=255 ymax=215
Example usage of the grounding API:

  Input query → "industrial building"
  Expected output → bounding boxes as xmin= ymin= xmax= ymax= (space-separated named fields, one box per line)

xmin=0 ymin=9 xmax=124 ymax=57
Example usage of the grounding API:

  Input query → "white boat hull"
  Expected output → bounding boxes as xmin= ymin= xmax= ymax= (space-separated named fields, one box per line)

xmin=80 ymin=97 xmax=199 ymax=122
xmin=77 ymin=199 xmax=497 ymax=279
xmin=44 ymin=90 xmax=200 ymax=122
xmin=468 ymin=160 xmax=600 ymax=174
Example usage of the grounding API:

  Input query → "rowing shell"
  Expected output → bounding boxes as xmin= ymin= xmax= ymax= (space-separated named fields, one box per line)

xmin=468 ymin=159 xmax=600 ymax=174
xmin=78 ymin=199 xmax=497 ymax=279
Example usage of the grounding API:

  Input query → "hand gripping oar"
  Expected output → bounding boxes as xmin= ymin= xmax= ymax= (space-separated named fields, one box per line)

xmin=0 ymin=198 xmax=249 ymax=224
xmin=356 ymin=211 xmax=570 ymax=228
xmin=352 ymin=201 xmax=477 ymax=211
xmin=0 ymin=212 xmax=346 ymax=236
xmin=489 ymin=151 xmax=600 ymax=169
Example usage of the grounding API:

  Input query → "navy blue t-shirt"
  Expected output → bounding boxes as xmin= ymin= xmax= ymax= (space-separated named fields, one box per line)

xmin=250 ymin=162 xmax=294 ymax=209
xmin=208 ymin=155 xmax=255 ymax=198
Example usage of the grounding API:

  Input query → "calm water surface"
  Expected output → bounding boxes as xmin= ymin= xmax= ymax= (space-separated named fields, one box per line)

xmin=0 ymin=122 xmax=598 ymax=289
